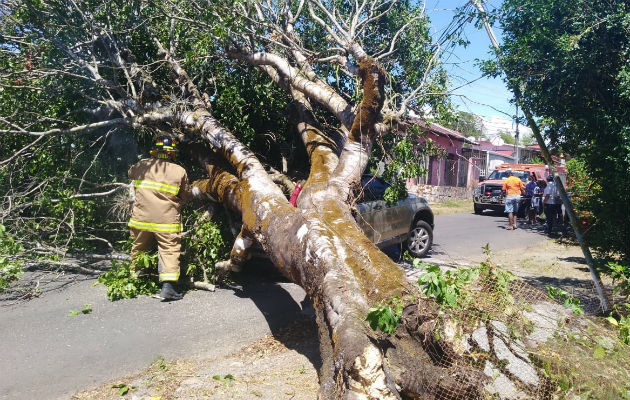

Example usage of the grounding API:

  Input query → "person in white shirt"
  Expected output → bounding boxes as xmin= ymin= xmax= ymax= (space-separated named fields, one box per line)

xmin=543 ymin=175 xmax=561 ymax=234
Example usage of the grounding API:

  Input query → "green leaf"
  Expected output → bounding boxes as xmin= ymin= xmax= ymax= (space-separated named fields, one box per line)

xmin=606 ymin=316 xmax=619 ymax=326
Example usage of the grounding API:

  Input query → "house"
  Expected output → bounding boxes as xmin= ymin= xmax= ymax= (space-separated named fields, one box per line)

xmin=398 ymin=120 xmax=547 ymax=202
xmin=405 ymin=120 xmax=479 ymax=202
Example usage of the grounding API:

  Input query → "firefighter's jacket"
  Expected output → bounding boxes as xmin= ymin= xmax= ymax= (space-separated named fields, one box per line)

xmin=128 ymin=158 xmax=192 ymax=233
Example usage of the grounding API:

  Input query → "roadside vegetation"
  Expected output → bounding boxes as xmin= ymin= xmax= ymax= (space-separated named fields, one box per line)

xmin=430 ymin=199 xmax=473 ymax=215
xmin=368 ymin=250 xmax=630 ymax=399
xmin=484 ymin=0 xmax=629 ymax=275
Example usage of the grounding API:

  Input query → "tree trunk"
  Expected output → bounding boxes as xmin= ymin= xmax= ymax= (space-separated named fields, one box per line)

xmin=182 ymin=58 xmax=492 ymax=399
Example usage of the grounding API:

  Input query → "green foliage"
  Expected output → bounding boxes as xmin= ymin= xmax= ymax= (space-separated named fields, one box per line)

xmin=608 ymin=262 xmax=630 ymax=298
xmin=181 ymin=210 xmax=230 ymax=282
xmin=366 ymin=296 xmax=404 ymax=334
xmin=494 ymin=0 xmax=630 ymax=260
xmin=0 ymin=225 xmax=24 ymax=292
xmin=382 ymin=182 xmax=407 ymax=206
xmin=528 ymin=156 xmax=545 ymax=165
xmin=68 ymin=304 xmax=92 ymax=316
xmin=416 ymin=262 xmax=479 ymax=308
xmin=546 ymin=285 xmax=585 ymax=315
xmin=373 ymin=124 xmax=447 ymax=203
xmin=153 ymin=355 xmax=170 ymax=371
xmin=498 ymin=130 xmax=515 ymax=145
xmin=96 ymin=257 xmax=159 ymax=301
xmin=1 ymin=0 xmax=455 ymax=275
xmin=566 ymin=157 xmax=603 ymax=243
xmin=520 ymin=133 xmax=536 ymax=146
xmin=607 ymin=306 xmax=630 ymax=345
xmin=442 ymin=111 xmax=483 ymax=140
xmin=111 ymin=383 xmax=135 ymax=396
xmin=212 ymin=374 xmax=236 ymax=386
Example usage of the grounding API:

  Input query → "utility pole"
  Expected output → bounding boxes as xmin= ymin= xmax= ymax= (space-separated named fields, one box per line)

xmin=514 ymin=104 xmax=520 ymax=163
xmin=471 ymin=0 xmax=609 ymax=312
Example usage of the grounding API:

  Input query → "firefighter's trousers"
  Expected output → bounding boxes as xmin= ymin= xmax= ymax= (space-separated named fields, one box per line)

xmin=130 ymin=228 xmax=181 ymax=282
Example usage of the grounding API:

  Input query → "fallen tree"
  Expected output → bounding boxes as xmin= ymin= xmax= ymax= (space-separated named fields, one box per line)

xmin=1 ymin=1 xmax=627 ymax=398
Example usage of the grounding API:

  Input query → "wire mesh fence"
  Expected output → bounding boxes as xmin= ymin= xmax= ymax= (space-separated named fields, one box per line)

xmin=399 ymin=258 xmax=629 ymax=399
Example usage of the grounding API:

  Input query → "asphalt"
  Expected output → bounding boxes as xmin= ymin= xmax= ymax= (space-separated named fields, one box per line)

xmin=0 ymin=271 xmax=309 ymax=400
xmin=0 ymin=210 xmax=549 ymax=400
xmin=427 ymin=210 xmax=550 ymax=264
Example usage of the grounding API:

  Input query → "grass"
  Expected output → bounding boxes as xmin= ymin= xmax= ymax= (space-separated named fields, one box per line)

xmin=430 ymin=199 xmax=473 ymax=215
xmin=533 ymin=318 xmax=630 ymax=399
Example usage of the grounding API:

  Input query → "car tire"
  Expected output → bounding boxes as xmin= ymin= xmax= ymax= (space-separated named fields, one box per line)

xmin=474 ymin=204 xmax=483 ymax=214
xmin=406 ymin=220 xmax=433 ymax=258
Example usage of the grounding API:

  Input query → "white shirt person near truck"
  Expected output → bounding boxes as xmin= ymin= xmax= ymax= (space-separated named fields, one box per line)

xmin=543 ymin=175 xmax=562 ymax=234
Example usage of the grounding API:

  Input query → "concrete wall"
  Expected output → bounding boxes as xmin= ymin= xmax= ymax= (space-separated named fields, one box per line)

xmin=408 ymin=183 xmax=472 ymax=203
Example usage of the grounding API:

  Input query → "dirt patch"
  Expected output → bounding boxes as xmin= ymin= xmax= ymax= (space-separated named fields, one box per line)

xmin=489 ymin=239 xmax=614 ymax=315
xmin=72 ymin=317 xmax=321 ymax=400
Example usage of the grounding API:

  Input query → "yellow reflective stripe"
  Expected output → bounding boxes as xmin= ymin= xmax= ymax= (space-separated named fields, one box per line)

xmin=128 ymin=219 xmax=183 ymax=232
xmin=159 ymin=273 xmax=180 ymax=282
xmin=133 ymin=180 xmax=179 ymax=195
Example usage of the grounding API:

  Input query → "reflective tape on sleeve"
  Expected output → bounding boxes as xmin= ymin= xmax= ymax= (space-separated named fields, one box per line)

xmin=133 ymin=180 xmax=179 ymax=195
xmin=128 ymin=219 xmax=183 ymax=232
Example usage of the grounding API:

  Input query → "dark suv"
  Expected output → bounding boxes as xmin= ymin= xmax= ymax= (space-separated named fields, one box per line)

xmin=355 ymin=175 xmax=434 ymax=257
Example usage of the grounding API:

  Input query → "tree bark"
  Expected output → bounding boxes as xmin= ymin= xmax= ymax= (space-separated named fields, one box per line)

xmin=183 ymin=58 xmax=491 ymax=399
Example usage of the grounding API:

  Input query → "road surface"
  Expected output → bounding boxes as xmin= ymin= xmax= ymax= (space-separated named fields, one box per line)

xmin=0 ymin=211 xmax=549 ymax=400
xmin=427 ymin=211 xmax=549 ymax=264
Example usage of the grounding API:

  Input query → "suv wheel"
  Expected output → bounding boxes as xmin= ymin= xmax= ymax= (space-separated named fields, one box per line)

xmin=406 ymin=220 xmax=433 ymax=258
xmin=474 ymin=203 xmax=483 ymax=214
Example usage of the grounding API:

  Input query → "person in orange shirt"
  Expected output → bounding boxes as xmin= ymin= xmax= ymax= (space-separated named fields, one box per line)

xmin=502 ymin=169 xmax=525 ymax=230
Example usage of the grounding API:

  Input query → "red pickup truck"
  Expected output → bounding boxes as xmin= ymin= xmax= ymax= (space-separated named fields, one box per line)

xmin=473 ymin=163 xmax=566 ymax=216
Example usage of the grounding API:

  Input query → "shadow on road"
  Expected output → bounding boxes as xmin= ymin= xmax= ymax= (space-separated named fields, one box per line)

xmin=224 ymin=259 xmax=323 ymax=372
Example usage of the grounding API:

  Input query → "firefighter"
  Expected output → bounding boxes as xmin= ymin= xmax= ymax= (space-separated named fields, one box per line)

xmin=128 ymin=136 xmax=198 ymax=301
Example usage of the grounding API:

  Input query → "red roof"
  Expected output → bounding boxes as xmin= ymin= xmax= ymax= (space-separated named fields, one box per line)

xmin=494 ymin=150 xmax=515 ymax=157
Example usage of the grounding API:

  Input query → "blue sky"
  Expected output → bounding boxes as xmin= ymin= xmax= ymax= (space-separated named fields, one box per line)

xmin=424 ymin=0 xmax=515 ymax=120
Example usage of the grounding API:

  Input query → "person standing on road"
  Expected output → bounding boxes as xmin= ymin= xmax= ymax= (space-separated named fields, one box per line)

xmin=543 ymin=175 xmax=561 ymax=235
xmin=502 ymin=169 xmax=525 ymax=230
xmin=530 ymin=179 xmax=545 ymax=225
xmin=128 ymin=136 xmax=200 ymax=301
xmin=524 ymin=175 xmax=537 ymax=225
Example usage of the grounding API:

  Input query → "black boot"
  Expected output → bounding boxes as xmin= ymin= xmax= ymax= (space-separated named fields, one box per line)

xmin=159 ymin=281 xmax=183 ymax=301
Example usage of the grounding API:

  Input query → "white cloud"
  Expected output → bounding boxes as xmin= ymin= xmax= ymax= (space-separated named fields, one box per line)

xmin=480 ymin=115 xmax=532 ymax=138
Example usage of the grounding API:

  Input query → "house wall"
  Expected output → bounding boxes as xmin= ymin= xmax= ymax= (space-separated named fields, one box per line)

xmin=466 ymin=153 xmax=484 ymax=188
xmin=486 ymin=153 xmax=516 ymax=176
xmin=408 ymin=183 xmax=472 ymax=203
xmin=425 ymin=134 xmax=464 ymax=186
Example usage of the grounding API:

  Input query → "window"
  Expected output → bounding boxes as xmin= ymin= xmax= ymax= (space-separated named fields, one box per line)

xmin=359 ymin=175 xmax=390 ymax=201
xmin=487 ymin=170 xmax=530 ymax=182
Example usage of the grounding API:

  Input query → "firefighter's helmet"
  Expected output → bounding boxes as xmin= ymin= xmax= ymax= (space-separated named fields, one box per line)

xmin=150 ymin=136 xmax=177 ymax=159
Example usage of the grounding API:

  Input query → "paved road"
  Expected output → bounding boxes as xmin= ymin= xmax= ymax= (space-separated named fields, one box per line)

xmin=0 ymin=210 xmax=548 ymax=400
xmin=0 ymin=272 xmax=309 ymax=400
xmin=426 ymin=211 xmax=549 ymax=264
